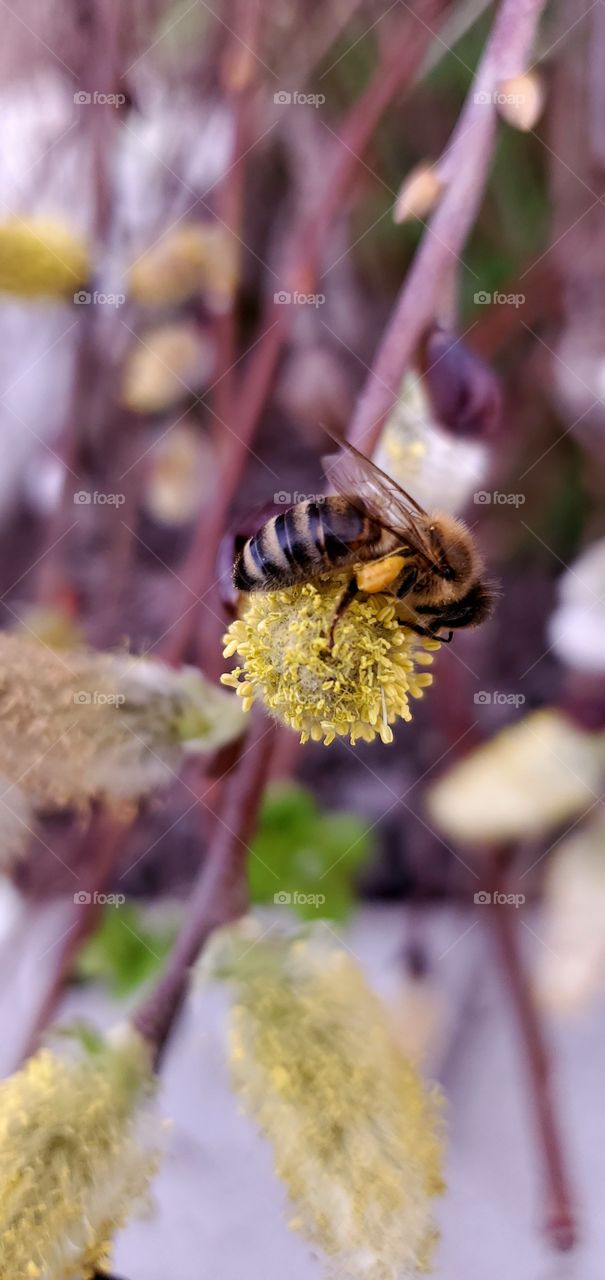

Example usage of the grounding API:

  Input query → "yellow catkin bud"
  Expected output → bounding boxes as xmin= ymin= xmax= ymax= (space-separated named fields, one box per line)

xmin=0 ymin=1028 xmax=160 ymax=1280
xmin=393 ymin=162 xmax=443 ymax=224
xmin=121 ymin=322 xmax=214 ymax=413
xmin=496 ymin=71 xmax=544 ymax=131
xmin=222 ymin=573 xmax=439 ymax=745
xmin=0 ymin=219 xmax=89 ymax=298
xmin=0 ymin=632 xmax=244 ymax=822
xmin=206 ymin=921 xmax=445 ymax=1280
xmin=143 ymin=422 xmax=216 ymax=525
xmin=427 ymin=708 xmax=605 ymax=845
xmin=128 ymin=223 xmax=238 ymax=311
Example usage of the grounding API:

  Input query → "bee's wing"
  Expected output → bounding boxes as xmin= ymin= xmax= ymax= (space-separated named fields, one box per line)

xmin=322 ymin=438 xmax=434 ymax=561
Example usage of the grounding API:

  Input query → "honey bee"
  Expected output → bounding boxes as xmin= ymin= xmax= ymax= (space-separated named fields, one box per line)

xmin=233 ymin=438 xmax=494 ymax=644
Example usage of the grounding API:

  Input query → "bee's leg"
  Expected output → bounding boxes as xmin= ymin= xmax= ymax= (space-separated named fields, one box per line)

xmin=396 ymin=565 xmax=418 ymax=598
xmin=399 ymin=619 xmax=454 ymax=644
xmin=398 ymin=619 xmax=436 ymax=639
xmin=327 ymin=577 xmax=359 ymax=649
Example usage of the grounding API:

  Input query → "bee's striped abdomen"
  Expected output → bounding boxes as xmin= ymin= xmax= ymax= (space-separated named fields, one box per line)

xmin=275 ymin=507 xmax=315 ymax=572
xmin=233 ymin=497 xmax=382 ymax=591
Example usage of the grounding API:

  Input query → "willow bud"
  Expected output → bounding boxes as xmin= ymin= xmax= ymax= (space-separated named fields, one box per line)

xmin=421 ymin=326 xmax=502 ymax=440
xmin=393 ymin=162 xmax=443 ymax=224
xmin=497 ymin=71 xmax=545 ymax=132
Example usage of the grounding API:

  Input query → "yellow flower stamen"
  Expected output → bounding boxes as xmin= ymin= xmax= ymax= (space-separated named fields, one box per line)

xmin=221 ymin=574 xmax=439 ymax=745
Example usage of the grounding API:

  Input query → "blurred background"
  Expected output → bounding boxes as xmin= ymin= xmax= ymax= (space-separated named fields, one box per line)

xmin=0 ymin=0 xmax=604 ymax=1276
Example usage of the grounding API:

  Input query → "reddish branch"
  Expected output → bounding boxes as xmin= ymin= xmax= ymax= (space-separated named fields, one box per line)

xmin=489 ymin=849 xmax=576 ymax=1250
xmin=21 ymin=814 xmax=129 ymax=1061
xmin=37 ymin=0 xmax=124 ymax=607
xmin=213 ymin=0 xmax=262 ymax=431
xmin=287 ymin=0 xmax=450 ymax=282
xmin=333 ymin=0 xmax=577 ymax=1248
xmin=132 ymin=713 xmax=277 ymax=1064
xmin=348 ymin=0 xmax=549 ymax=453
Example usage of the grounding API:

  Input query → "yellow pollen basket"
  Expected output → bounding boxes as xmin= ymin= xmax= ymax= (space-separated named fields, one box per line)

xmin=355 ymin=554 xmax=406 ymax=594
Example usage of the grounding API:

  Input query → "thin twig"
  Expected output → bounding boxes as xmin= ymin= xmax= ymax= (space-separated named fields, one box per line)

xmin=488 ymin=847 xmax=576 ymax=1251
xmin=132 ymin=712 xmax=276 ymax=1065
xmin=37 ymin=0 xmax=123 ymax=606
xmin=288 ymin=0 xmax=449 ymax=280
xmin=213 ymin=0 xmax=261 ymax=431
xmin=348 ymin=0 xmax=549 ymax=454
xmin=20 ymin=814 xmax=128 ymax=1062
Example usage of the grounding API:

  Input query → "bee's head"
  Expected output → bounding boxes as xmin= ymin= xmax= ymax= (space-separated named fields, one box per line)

xmin=427 ymin=514 xmax=478 ymax=587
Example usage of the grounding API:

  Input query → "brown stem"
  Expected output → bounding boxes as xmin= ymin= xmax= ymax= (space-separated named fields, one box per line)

xmin=36 ymin=311 xmax=98 ymax=608
xmin=348 ymin=0 xmax=549 ymax=454
xmin=132 ymin=713 xmax=276 ymax=1065
xmin=228 ymin=0 xmax=448 ymax=436
xmin=277 ymin=0 xmax=367 ymax=92
xmin=160 ymin=315 xmax=287 ymax=667
xmin=37 ymin=0 xmax=123 ymax=607
xmin=489 ymin=848 xmax=577 ymax=1251
xmin=21 ymin=814 xmax=129 ymax=1061
xmin=213 ymin=0 xmax=261 ymax=431
xmin=290 ymin=0 xmax=449 ymax=280
xmin=19 ymin=727 xmax=250 ymax=1063
xmin=468 ymin=263 xmax=561 ymax=359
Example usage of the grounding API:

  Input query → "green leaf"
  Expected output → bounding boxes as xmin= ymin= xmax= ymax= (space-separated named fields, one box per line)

xmin=249 ymin=783 xmax=371 ymax=922
xmin=76 ymin=903 xmax=176 ymax=997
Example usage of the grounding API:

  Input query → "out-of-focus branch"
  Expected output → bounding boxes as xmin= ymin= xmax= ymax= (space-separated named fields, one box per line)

xmin=272 ymin=0 xmax=366 ymax=93
xmin=213 ymin=0 xmax=261 ymax=431
xmin=348 ymin=0 xmax=548 ymax=454
xmin=37 ymin=0 xmax=124 ymax=608
xmin=289 ymin=0 xmax=450 ymax=281
xmin=132 ymin=712 xmax=276 ymax=1065
xmin=545 ymin=0 xmax=605 ymax=455
xmin=468 ymin=263 xmax=560 ymax=358
xmin=21 ymin=813 xmax=129 ymax=1061
xmin=488 ymin=846 xmax=576 ymax=1251
xmin=18 ymin=728 xmax=248 ymax=1065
